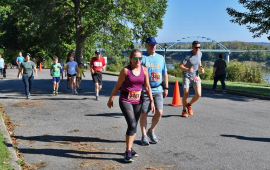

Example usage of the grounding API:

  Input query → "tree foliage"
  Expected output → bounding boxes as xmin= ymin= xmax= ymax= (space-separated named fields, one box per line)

xmin=227 ymin=0 xmax=270 ymax=39
xmin=0 ymin=0 xmax=168 ymax=64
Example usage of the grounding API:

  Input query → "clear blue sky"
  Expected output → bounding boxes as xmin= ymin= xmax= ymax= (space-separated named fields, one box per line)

xmin=156 ymin=0 xmax=269 ymax=43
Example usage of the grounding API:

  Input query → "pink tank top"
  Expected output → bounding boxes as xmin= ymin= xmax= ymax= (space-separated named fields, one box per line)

xmin=119 ymin=65 xmax=145 ymax=104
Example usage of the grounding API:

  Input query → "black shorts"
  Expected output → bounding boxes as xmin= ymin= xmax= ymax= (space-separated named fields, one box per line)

xmin=92 ymin=72 xmax=102 ymax=85
xmin=68 ymin=73 xmax=76 ymax=78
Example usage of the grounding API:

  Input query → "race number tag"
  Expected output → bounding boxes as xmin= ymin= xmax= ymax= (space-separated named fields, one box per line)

xmin=151 ymin=72 xmax=160 ymax=82
xmin=128 ymin=91 xmax=141 ymax=101
xmin=193 ymin=77 xmax=201 ymax=83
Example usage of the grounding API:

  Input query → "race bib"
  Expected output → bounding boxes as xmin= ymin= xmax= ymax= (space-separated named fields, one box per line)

xmin=128 ymin=91 xmax=141 ymax=101
xmin=193 ymin=77 xmax=201 ymax=83
xmin=151 ymin=72 xmax=160 ymax=82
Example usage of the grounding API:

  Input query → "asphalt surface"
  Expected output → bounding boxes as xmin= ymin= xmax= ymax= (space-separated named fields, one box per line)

xmin=1 ymin=69 xmax=270 ymax=170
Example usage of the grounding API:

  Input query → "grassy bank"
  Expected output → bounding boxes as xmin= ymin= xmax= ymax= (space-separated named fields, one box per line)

xmin=0 ymin=105 xmax=13 ymax=170
xmin=103 ymin=71 xmax=270 ymax=97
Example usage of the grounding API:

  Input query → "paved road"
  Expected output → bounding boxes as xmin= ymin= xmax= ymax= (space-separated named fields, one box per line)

xmin=1 ymin=69 xmax=270 ymax=170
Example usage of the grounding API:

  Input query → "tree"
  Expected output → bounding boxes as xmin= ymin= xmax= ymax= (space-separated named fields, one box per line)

xmin=0 ymin=0 xmax=168 ymax=64
xmin=227 ymin=0 xmax=270 ymax=40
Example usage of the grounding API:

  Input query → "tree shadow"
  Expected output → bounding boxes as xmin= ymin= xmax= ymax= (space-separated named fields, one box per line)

xmin=13 ymin=135 xmax=126 ymax=163
xmin=220 ymin=134 xmax=270 ymax=142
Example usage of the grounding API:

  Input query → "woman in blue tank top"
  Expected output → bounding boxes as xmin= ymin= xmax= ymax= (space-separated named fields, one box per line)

xmin=107 ymin=49 xmax=155 ymax=163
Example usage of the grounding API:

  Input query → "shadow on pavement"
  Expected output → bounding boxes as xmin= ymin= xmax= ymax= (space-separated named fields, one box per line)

xmin=220 ymin=134 xmax=270 ymax=142
xmin=18 ymin=148 xmax=125 ymax=163
xmin=85 ymin=112 xmax=123 ymax=118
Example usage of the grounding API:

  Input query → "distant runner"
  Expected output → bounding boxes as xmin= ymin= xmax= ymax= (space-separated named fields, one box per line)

xmin=90 ymin=51 xmax=106 ymax=101
xmin=50 ymin=56 xmax=62 ymax=95
xmin=16 ymin=52 xmax=24 ymax=78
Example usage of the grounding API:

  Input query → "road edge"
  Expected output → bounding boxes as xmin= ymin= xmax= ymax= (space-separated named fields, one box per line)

xmin=0 ymin=113 xmax=21 ymax=170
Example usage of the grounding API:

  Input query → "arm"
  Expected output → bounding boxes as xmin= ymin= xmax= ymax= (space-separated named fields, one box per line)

xmin=76 ymin=65 xmax=80 ymax=77
xmin=50 ymin=68 xmax=52 ymax=76
xmin=179 ymin=63 xmax=193 ymax=72
xmin=143 ymin=67 xmax=155 ymax=113
xmin=162 ymin=72 xmax=169 ymax=98
xmin=33 ymin=67 xmax=37 ymax=77
xmin=107 ymin=68 xmax=127 ymax=108
xmin=199 ymin=61 xmax=204 ymax=74
xmin=65 ymin=65 xmax=69 ymax=77
xmin=213 ymin=67 xmax=217 ymax=77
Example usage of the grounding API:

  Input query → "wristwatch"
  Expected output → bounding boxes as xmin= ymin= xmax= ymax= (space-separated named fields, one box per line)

xmin=164 ymin=87 xmax=169 ymax=90
xmin=150 ymin=100 xmax=154 ymax=102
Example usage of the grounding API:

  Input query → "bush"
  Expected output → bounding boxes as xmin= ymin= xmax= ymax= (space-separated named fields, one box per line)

xmin=227 ymin=60 xmax=264 ymax=83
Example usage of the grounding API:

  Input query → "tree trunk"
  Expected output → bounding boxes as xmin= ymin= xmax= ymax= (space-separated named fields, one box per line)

xmin=74 ymin=0 xmax=84 ymax=64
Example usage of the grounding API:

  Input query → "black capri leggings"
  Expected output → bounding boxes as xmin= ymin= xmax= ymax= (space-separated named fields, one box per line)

xmin=119 ymin=101 xmax=142 ymax=136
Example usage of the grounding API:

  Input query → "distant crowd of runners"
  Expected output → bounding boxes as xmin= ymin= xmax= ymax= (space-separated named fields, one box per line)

xmin=3 ymin=37 xmax=228 ymax=163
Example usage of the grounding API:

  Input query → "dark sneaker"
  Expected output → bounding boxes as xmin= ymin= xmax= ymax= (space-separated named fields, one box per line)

xmin=182 ymin=110 xmax=188 ymax=117
xmin=186 ymin=103 xmax=193 ymax=116
xmin=210 ymin=88 xmax=215 ymax=93
xmin=141 ymin=136 xmax=149 ymax=146
xmin=96 ymin=96 xmax=99 ymax=101
xmin=131 ymin=148 xmax=138 ymax=157
xmin=222 ymin=90 xmax=226 ymax=94
xmin=147 ymin=129 xmax=158 ymax=144
xmin=124 ymin=150 xmax=133 ymax=163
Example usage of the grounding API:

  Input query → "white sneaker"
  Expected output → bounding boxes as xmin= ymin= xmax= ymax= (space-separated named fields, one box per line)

xmin=74 ymin=90 xmax=78 ymax=94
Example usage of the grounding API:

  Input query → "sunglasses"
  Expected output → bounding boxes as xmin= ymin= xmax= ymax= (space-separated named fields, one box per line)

xmin=194 ymin=47 xmax=201 ymax=49
xmin=133 ymin=57 xmax=142 ymax=61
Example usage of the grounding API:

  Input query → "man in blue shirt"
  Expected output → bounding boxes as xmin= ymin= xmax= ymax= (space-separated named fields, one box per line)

xmin=16 ymin=52 xmax=24 ymax=78
xmin=140 ymin=37 xmax=169 ymax=145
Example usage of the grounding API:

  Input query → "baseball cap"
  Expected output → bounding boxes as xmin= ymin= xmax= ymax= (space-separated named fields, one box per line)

xmin=26 ymin=53 xmax=31 ymax=56
xmin=145 ymin=37 xmax=158 ymax=44
xmin=95 ymin=51 xmax=100 ymax=54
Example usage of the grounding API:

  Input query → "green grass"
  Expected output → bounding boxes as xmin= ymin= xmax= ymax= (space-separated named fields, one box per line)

xmin=0 ymin=132 xmax=13 ymax=170
xmin=169 ymin=77 xmax=270 ymax=97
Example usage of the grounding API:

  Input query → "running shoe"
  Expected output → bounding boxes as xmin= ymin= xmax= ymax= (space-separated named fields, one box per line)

xmin=55 ymin=91 xmax=58 ymax=95
xmin=124 ymin=150 xmax=133 ymax=163
xmin=186 ymin=103 xmax=193 ymax=116
xmin=222 ymin=90 xmax=226 ymax=94
xmin=131 ymin=148 xmax=138 ymax=157
xmin=78 ymin=88 xmax=81 ymax=91
xmin=74 ymin=90 xmax=78 ymax=94
xmin=146 ymin=129 xmax=158 ymax=144
xmin=66 ymin=88 xmax=70 ymax=91
xmin=210 ymin=88 xmax=215 ymax=93
xmin=26 ymin=95 xmax=30 ymax=99
xmin=141 ymin=136 xmax=149 ymax=146
xmin=182 ymin=110 xmax=188 ymax=117
xmin=96 ymin=96 xmax=99 ymax=101
xmin=53 ymin=90 xmax=56 ymax=95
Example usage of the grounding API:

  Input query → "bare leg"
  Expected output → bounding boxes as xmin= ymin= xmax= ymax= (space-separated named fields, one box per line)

xmin=53 ymin=81 xmax=56 ymax=91
xmin=182 ymin=88 xmax=189 ymax=110
xmin=56 ymin=82 xmax=59 ymax=91
xmin=149 ymin=110 xmax=163 ymax=131
xmin=126 ymin=133 xmax=136 ymax=151
xmin=140 ymin=113 xmax=148 ymax=136
xmin=189 ymin=86 xmax=202 ymax=105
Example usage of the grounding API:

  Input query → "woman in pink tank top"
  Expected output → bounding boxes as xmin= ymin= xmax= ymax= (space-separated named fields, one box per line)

xmin=107 ymin=49 xmax=155 ymax=163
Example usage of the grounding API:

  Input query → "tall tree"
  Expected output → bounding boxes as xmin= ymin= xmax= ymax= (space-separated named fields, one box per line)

xmin=227 ymin=0 xmax=270 ymax=40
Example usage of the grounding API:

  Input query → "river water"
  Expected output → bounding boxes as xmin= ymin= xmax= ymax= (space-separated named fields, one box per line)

xmin=166 ymin=64 xmax=270 ymax=84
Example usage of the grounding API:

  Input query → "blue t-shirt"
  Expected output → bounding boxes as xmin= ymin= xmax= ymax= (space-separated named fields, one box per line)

xmin=0 ymin=58 xmax=4 ymax=68
xmin=16 ymin=56 xmax=24 ymax=65
xmin=141 ymin=52 xmax=167 ymax=93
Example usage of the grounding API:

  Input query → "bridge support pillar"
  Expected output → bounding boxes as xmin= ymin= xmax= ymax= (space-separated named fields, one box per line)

xmin=225 ymin=53 xmax=230 ymax=62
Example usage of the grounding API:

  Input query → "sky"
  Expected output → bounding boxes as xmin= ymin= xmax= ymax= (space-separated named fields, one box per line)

xmin=155 ymin=0 xmax=269 ymax=43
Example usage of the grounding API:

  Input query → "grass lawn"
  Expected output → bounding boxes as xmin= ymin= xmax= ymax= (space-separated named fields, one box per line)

xmin=0 ymin=132 xmax=13 ymax=170
xmin=103 ymin=71 xmax=270 ymax=97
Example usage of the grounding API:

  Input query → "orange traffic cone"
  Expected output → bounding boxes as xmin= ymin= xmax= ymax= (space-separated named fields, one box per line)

xmin=39 ymin=63 xmax=42 ymax=71
xmin=169 ymin=81 xmax=183 ymax=106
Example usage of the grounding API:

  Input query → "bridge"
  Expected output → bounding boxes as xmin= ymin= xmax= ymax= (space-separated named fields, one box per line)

xmin=134 ymin=36 xmax=231 ymax=62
